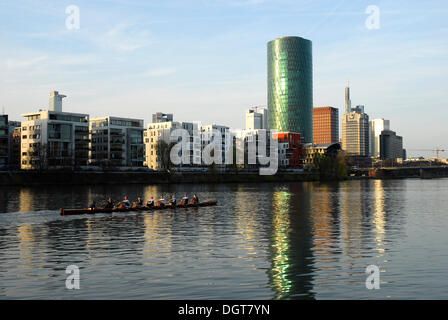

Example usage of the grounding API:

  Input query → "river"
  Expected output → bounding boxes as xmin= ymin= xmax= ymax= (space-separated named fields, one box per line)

xmin=0 ymin=179 xmax=447 ymax=299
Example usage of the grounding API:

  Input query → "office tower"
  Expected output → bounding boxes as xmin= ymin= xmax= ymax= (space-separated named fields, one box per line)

xmin=89 ymin=116 xmax=145 ymax=167
xmin=21 ymin=93 xmax=89 ymax=170
xmin=313 ymin=107 xmax=339 ymax=144
xmin=246 ymin=107 xmax=268 ymax=130
xmin=380 ymin=130 xmax=404 ymax=160
xmin=345 ymin=83 xmax=351 ymax=114
xmin=342 ymin=107 xmax=369 ymax=156
xmin=370 ymin=118 xmax=390 ymax=158
xmin=152 ymin=112 xmax=173 ymax=123
xmin=267 ymin=36 xmax=313 ymax=142
xmin=49 ymin=91 xmax=66 ymax=112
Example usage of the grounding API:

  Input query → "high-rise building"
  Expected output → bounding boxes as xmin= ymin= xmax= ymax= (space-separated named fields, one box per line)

xmin=89 ymin=116 xmax=145 ymax=167
xmin=342 ymin=107 xmax=369 ymax=156
xmin=152 ymin=112 xmax=173 ymax=123
xmin=245 ymin=107 xmax=268 ymax=130
xmin=313 ymin=107 xmax=339 ymax=145
xmin=345 ymin=83 xmax=351 ymax=114
xmin=49 ymin=91 xmax=66 ymax=112
xmin=380 ymin=130 xmax=404 ymax=160
xmin=267 ymin=36 xmax=313 ymax=142
xmin=369 ymin=118 xmax=390 ymax=158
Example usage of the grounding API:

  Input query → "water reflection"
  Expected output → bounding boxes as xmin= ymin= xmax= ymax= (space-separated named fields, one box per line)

xmin=268 ymin=183 xmax=315 ymax=299
xmin=0 ymin=180 xmax=416 ymax=299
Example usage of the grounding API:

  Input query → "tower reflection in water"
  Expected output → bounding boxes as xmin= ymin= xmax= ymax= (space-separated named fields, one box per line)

xmin=268 ymin=183 xmax=315 ymax=300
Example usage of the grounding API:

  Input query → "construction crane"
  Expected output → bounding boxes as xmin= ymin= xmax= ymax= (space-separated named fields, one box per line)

xmin=408 ymin=148 xmax=446 ymax=161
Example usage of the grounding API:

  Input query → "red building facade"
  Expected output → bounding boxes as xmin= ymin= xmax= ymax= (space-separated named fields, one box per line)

xmin=313 ymin=107 xmax=339 ymax=145
xmin=272 ymin=132 xmax=305 ymax=168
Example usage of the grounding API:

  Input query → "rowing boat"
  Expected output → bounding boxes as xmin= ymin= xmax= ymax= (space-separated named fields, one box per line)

xmin=60 ymin=201 xmax=218 ymax=216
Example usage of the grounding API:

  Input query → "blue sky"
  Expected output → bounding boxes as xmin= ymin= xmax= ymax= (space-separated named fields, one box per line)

xmin=0 ymin=0 xmax=447 ymax=157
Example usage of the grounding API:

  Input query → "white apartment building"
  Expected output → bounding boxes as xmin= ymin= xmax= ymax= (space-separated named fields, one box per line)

xmin=89 ymin=116 xmax=145 ymax=167
xmin=144 ymin=121 xmax=201 ymax=170
xmin=370 ymin=118 xmax=390 ymax=158
xmin=20 ymin=109 xmax=89 ymax=170
xmin=201 ymin=124 xmax=230 ymax=166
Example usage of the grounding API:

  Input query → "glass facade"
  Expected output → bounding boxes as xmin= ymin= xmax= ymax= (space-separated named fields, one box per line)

xmin=268 ymin=36 xmax=313 ymax=142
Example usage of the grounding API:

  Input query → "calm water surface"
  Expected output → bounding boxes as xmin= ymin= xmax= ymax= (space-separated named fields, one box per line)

xmin=0 ymin=179 xmax=447 ymax=299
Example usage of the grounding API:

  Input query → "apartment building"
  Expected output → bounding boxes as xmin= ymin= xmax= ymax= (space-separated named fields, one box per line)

xmin=144 ymin=121 xmax=201 ymax=170
xmin=20 ymin=110 xmax=89 ymax=169
xmin=89 ymin=116 xmax=145 ymax=167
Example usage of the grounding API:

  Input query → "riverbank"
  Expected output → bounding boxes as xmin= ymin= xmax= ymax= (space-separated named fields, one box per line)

xmin=0 ymin=170 xmax=320 ymax=186
xmin=1 ymin=166 xmax=447 ymax=186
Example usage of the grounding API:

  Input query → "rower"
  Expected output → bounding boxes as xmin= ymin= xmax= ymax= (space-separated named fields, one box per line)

xmin=158 ymin=195 xmax=166 ymax=207
xmin=89 ymin=201 xmax=96 ymax=210
xmin=191 ymin=194 xmax=199 ymax=205
xmin=146 ymin=196 xmax=155 ymax=207
xmin=168 ymin=194 xmax=176 ymax=206
xmin=136 ymin=196 xmax=143 ymax=207
xmin=122 ymin=196 xmax=131 ymax=208
xmin=180 ymin=193 xmax=189 ymax=205
xmin=104 ymin=198 xmax=114 ymax=209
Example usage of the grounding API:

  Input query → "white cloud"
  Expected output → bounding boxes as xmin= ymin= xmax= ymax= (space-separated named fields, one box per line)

xmin=6 ymin=56 xmax=47 ymax=69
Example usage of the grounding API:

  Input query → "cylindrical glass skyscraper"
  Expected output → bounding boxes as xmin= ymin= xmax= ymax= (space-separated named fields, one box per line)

xmin=268 ymin=36 xmax=313 ymax=143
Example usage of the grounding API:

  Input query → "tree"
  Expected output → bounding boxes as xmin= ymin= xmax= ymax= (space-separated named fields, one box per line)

xmin=313 ymin=151 xmax=348 ymax=180
xmin=155 ymin=140 xmax=175 ymax=172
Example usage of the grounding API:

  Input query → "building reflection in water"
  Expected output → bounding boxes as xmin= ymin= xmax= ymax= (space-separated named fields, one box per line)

xmin=19 ymin=189 xmax=35 ymax=212
xmin=309 ymin=183 xmax=341 ymax=287
xmin=373 ymin=180 xmax=386 ymax=257
xmin=234 ymin=185 xmax=263 ymax=257
xmin=268 ymin=183 xmax=315 ymax=300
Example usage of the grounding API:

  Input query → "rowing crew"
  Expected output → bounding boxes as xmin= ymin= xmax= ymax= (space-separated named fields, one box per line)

xmin=90 ymin=193 xmax=200 ymax=210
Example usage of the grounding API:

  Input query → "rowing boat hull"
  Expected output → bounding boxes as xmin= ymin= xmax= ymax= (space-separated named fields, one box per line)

xmin=60 ymin=201 xmax=218 ymax=216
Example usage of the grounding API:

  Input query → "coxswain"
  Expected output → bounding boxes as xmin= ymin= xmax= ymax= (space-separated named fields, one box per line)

xmin=191 ymin=194 xmax=199 ymax=205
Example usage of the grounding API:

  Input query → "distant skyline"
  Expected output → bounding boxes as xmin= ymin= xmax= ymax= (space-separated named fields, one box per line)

xmin=0 ymin=0 xmax=447 ymax=158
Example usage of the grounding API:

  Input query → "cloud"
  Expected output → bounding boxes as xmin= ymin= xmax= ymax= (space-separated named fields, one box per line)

xmin=99 ymin=24 xmax=153 ymax=52
xmin=6 ymin=56 xmax=47 ymax=69
xmin=139 ymin=67 xmax=177 ymax=77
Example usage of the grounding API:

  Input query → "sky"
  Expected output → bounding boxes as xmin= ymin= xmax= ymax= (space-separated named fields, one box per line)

xmin=0 ymin=0 xmax=447 ymax=158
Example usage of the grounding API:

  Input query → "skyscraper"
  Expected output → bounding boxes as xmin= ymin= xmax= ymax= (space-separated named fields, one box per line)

xmin=345 ymin=83 xmax=351 ymax=114
xmin=342 ymin=107 xmax=369 ymax=156
xmin=313 ymin=107 xmax=339 ymax=144
xmin=370 ymin=118 xmax=390 ymax=158
xmin=267 ymin=36 xmax=313 ymax=142
xmin=245 ymin=107 xmax=268 ymax=130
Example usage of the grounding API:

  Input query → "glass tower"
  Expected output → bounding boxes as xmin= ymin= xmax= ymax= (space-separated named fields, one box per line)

xmin=268 ymin=36 xmax=313 ymax=143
